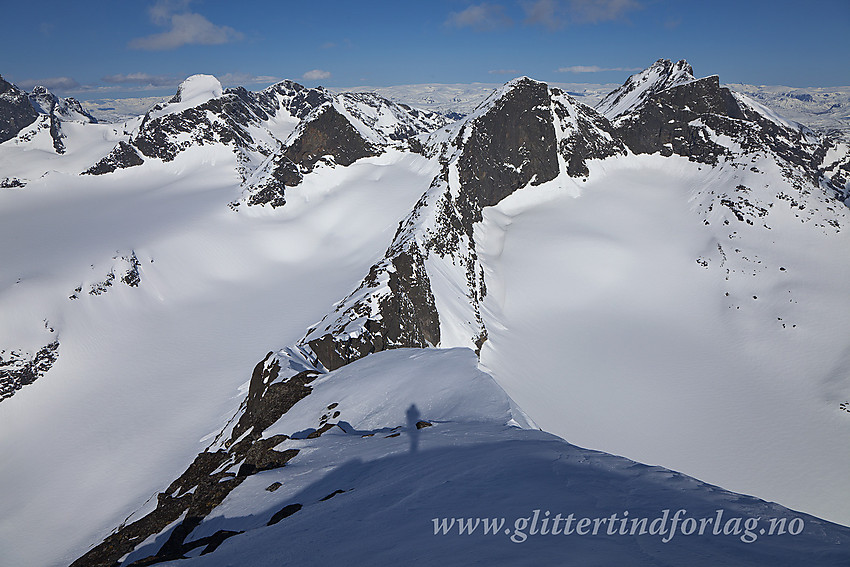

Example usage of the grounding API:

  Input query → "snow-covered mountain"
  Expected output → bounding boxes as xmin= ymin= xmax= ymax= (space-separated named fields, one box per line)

xmin=1 ymin=62 xmax=849 ymax=566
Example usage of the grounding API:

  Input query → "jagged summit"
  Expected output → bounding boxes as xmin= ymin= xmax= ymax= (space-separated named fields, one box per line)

xmin=597 ymin=58 xmax=695 ymax=120
xmin=28 ymin=85 xmax=97 ymax=124
xmin=0 ymin=78 xmax=98 ymax=155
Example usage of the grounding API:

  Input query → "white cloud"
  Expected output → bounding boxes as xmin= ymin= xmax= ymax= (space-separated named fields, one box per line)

xmin=148 ymin=0 xmax=191 ymax=25
xmin=217 ymin=73 xmax=284 ymax=87
xmin=301 ymin=69 xmax=331 ymax=81
xmin=522 ymin=0 xmax=642 ymax=28
xmin=557 ymin=65 xmax=641 ymax=73
xmin=102 ymin=73 xmax=176 ymax=87
xmin=522 ymin=0 xmax=562 ymax=29
xmin=16 ymin=77 xmax=80 ymax=91
xmin=445 ymin=3 xmax=512 ymax=31
xmin=130 ymin=0 xmax=243 ymax=50
xmin=302 ymin=69 xmax=332 ymax=81
xmin=568 ymin=0 xmax=641 ymax=23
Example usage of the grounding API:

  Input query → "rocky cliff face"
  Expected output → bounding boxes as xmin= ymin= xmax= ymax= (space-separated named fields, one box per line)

xmin=70 ymin=352 xmax=318 ymax=567
xmin=0 ymin=75 xmax=38 ymax=144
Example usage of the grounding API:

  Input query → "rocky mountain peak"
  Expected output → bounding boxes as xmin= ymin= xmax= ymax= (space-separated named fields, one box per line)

xmin=0 ymin=79 xmax=96 ymax=153
xmin=299 ymin=77 xmax=626 ymax=371
xmin=28 ymin=85 xmax=58 ymax=113
xmin=597 ymin=58 xmax=695 ymax=120
xmin=240 ymin=89 xmax=448 ymax=209
xmin=607 ymin=64 xmax=838 ymax=192
xmin=27 ymin=85 xmax=96 ymax=124
xmin=0 ymin=75 xmax=39 ymax=144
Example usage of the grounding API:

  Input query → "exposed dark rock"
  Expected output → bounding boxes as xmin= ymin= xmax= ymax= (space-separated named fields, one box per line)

xmin=605 ymin=65 xmax=841 ymax=201
xmin=89 ymin=271 xmax=115 ymax=295
xmin=302 ymin=78 xmax=626 ymax=369
xmin=597 ymin=59 xmax=694 ymax=120
xmin=284 ymin=104 xmax=381 ymax=171
xmin=29 ymin=85 xmax=98 ymax=123
xmin=306 ymin=245 xmax=440 ymax=371
xmin=115 ymin=79 xmax=323 ymax=172
xmin=613 ymin=75 xmax=744 ymax=164
xmin=244 ymin=153 xmax=301 ymax=208
xmin=237 ymin=436 xmax=298 ymax=476
xmin=132 ymin=100 xmax=252 ymax=162
xmin=415 ymin=420 xmax=433 ymax=429
xmin=71 ymin=449 xmax=232 ymax=567
xmin=319 ymin=489 xmax=347 ymax=501
xmin=306 ymin=422 xmax=337 ymax=439
xmin=0 ymin=340 xmax=59 ymax=401
xmin=251 ymin=80 xmax=334 ymax=122
xmin=0 ymin=177 xmax=26 ymax=188
xmin=228 ymin=354 xmax=318 ymax=444
xmin=83 ymin=141 xmax=144 ymax=175
xmin=121 ymin=252 xmax=142 ymax=287
xmin=24 ymin=86 xmax=98 ymax=154
xmin=453 ymin=78 xmax=560 ymax=226
xmin=550 ymin=88 xmax=626 ymax=177
xmin=0 ymin=75 xmax=38 ymax=144
xmin=80 ymin=253 xmax=144 ymax=296
xmin=267 ymin=503 xmax=302 ymax=526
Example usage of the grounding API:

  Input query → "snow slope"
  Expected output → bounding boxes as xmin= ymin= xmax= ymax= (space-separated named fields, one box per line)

xmin=136 ymin=349 xmax=850 ymax=567
xmin=0 ymin=146 xmax=439 ymax=566
xmin=476 ymin=154 xmax=850 ymax=527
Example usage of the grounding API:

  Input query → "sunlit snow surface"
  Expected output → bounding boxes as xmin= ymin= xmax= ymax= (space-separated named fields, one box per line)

xmin=476 ymin=155 xmax=850 ymax=527
xmin=0 ymin=148 xmax=438 ymax=566
xmin=146 ymin=350 xmax=849 ymax=567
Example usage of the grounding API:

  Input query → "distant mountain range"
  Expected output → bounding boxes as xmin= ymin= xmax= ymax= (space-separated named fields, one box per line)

xmin=76 ymin=77 xmax=850 ymax=138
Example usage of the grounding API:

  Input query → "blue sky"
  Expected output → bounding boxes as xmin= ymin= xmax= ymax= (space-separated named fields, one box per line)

xmin=1 ymin=0 xmax=848 ymax=99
